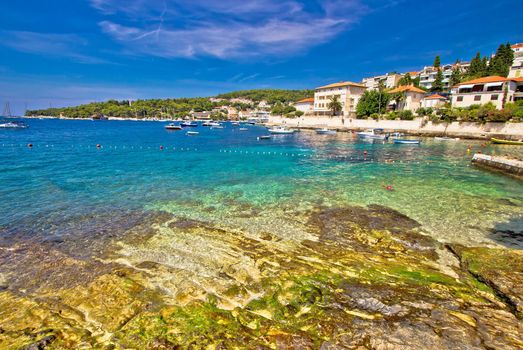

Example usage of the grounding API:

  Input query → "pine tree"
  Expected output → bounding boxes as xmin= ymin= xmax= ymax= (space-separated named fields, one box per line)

xmin=449 ymin=66 xmax=462 ymax=86
xmin=480 ymin=57 xmax=489 ymax=76
xmin=504 ymin=42 xmax=514 ymax=68
xmin=488 ymin=43 xmax=511 ymax=77
xmin=431 ymin=68 xmax=444 ymax=92
xmin=468 ymin=52 xmax=482 ymax=78
xmin=433 ymin=55 xmax=441 ymax=68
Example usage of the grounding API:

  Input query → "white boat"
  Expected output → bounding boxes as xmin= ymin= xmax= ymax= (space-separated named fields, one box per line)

xmin=268 ymin=126 xmax=296 ymax=134
xmin=394 ymin=139 xmax=421 ymax=145
xmin=357 ymin=129 xmax=387 ymax=140
xmin=231 ymin=122 xmax=240 ymax=126
xmin=0 ymin=121 xmax=28 ymax=129
xmin=165 ymin=123 xmax=182 ymax=130
xmin=315 ymin=128 xmax=336 ymax=135
xmin=211 ymin=125 xmax=224 ymax=129
xmin=186 ymin=131 xmax=199 ymax=136
xmin=257 ymin=135 xmax=272 ymax=140
xmin=434 ymin=137 xmax=460 ymax=141
xmin=239 ymin=128 xmax=248 ymax=131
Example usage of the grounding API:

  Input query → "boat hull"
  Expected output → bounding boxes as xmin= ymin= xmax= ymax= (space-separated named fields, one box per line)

xmin=491 ymin=138 xmax=523 ymax=145
xmin=394 ymin=139 xmax=420 ymax=145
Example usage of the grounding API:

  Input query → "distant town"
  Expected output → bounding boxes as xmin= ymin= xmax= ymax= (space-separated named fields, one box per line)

xmin=25 ymin=42 xmax=523 ymax=124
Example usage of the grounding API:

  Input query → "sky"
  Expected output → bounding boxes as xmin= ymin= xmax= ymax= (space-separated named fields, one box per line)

xmin=0 ymin=0 xmax=522 ymax=115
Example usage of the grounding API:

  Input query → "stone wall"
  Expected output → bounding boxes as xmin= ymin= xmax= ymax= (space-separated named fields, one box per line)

xmin=269 ymin=116 xmax=523 ymax=138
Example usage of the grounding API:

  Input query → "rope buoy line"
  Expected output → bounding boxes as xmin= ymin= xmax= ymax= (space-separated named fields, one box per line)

xmin=0 ymin=144 xmax=471 ymax=166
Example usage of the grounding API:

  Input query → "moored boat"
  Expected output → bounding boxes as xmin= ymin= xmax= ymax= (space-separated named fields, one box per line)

xmin=165 ymin=123 xmax=182 ymax=130
xmin=315 ymin=128 xmax=336 ymax=135
xmin=268 ymin=126 xmax=296 ymax=134
xmin=357 ymin=129 xmax=387 ymax=140
xmin=394 ymin=139 xmax=421 ymax=145
xmin=491 ymin=137 xmax=523 ymax=145
xmin=257 ymin=135 xmax=272 ymax=140
xmin=0 ymin=121 xmax=28 ymax=129
xmin=186 ymin=131 xmax=199 ymax=136
xmin=181 ymin=121 xmax=198 ymax=127
xmin=435 ymin=136 xmax=460 ymax=141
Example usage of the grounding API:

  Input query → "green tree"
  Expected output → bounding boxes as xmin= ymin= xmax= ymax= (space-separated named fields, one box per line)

xmin=488 ymin=42 xmax=514 ymax=77
xmin=327 ymin=95 xmax=343 ymax=116
xmin=391 ymin=92 xmax=406 ymax=111
xmin=431 ymin=69 xmax=444 ymax=92
xmin=356 ymin=90 xmax=391 ymax=117
xmin=449 ymin=65 xmax=462 ymax=86
xmin=433 ymin=55 xmax=441 ymax=68
xmin=398 ymin=73 xmax=412 ymax=86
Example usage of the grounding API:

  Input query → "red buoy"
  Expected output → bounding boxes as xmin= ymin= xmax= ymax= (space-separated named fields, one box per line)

xmin=27 ymin=143 xmax=33 ymax=148
xmin=96 ymin=144 xmax=101 ymax=148
xmin=363 ymin=150 xmax=368 ymax=156
xmin=160 ymin=145 xmax=164 ymax=150
xmin=386 ymin=185 xmax=394 ymax=191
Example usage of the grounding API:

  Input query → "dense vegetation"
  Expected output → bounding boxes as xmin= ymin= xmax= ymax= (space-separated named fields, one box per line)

xmin=216 ymin=89 xmax=313 ymax=104
xmin=26 ymin=89 xmax=313 ymax=119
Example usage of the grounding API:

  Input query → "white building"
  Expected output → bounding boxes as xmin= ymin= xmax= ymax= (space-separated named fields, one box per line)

xmin=361 ymin=73 xmax=402 ymax=90
xmin=421 ymin=94 xmax=448 ymax=109
xmin=419 ymin=62 xmax=470 ymax=90
xmin=450 ymin=76 xmax=523 ymax=109
xmin=509 ymin=43 xmax=523 ymax=78
xmin=388 ymin=85 xmax=425 ymax=112
xmin=294 ymin=97 xmax=314 ymax=114
xmin=314 ymin=81 xmax=366 ymax=117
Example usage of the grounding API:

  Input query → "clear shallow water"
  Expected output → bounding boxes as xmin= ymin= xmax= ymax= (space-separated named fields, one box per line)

xmin=0 ymin=118 xmax=522 ymax=248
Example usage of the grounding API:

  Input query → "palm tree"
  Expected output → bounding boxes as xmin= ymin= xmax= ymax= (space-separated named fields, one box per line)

xmin=391 ymin=92 xmax=406 ymax=111
xmin=328 ymin=95 xmax=343 ymax=116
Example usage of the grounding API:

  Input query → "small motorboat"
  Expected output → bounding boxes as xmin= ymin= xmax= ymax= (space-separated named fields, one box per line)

xmin=268 ymin=126 xmax=296 ymax=134
xmin=202 ymin=121 xmax=212 ymax=126
xmin=0 ymin=121 xmax=28 ymax=129
xmin=211 ymin=125 xmax=224 ymax=129
xmin=231 ymin=122 xmax=240 ymax=126
xmin=394 ymin=139 xmax=421 ymax=145
xmin=315 ymin=128 xmax=336 ymax=135
xmin=186 ymin=131 xmax=199 ymax=136
xmin=165 ymin=123 xmax=182 ymax=130
xmin=257 ymin=135 xmax=272 ymax=140
xmin=181 ymin=121 xmax=198 ymax=127
xmin=391 ymin=132 xmax=404 ymax=138
xmin=357 ymin=129 xmax=387 ymax=140
xmin=435 ymin=137 xmax=459 ymax=141
xmin=239 ymin=128 xmax=248 ymax=131
xmin=491 ymin=137 xmax=523 ymax=145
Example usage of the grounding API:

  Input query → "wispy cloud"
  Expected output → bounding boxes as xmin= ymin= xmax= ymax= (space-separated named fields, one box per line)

xmin=93 ymin=0 xmax=368 ymax=60
xmin=0 ymin=31 xmax=110 ymax=64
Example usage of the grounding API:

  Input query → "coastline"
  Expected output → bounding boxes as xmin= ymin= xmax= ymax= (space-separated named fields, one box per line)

xmin=20 ymin=115 xmax=523 ymax=139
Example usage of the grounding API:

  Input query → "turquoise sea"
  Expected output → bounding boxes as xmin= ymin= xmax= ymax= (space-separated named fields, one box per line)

xmin=0 ymin=118 xmax=522 ymax=249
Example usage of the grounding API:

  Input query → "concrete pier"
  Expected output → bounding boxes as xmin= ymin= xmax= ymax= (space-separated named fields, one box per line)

xmin=472 ymin=154 xmax=523 ymax=178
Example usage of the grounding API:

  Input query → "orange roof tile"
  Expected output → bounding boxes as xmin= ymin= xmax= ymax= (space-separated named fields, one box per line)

xmin=423 ymin=94 xmax=447 ymax=100
xmin=511 ymin=77 xmax=523 ymax=82
xmin=296 ymin=97 xmax=314 ymax=103
xmin=316 ymin=81 xmax=366 ymax=90
xmin=389 ymin=85 xmax=425 ymax=94
xmin=405 ymin=71 xmax=419 ymax=76
xmin=455 ymin=76 xmax=507 ymax=86
xmin=511 ymin=43 xmax=523 ymax=49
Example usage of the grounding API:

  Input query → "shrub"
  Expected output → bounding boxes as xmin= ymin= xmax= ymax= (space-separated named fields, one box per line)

xmin=398 ymin=110 xmax=414 ymax=120
xmin=370 ymin=113 xmax=380 ymax=120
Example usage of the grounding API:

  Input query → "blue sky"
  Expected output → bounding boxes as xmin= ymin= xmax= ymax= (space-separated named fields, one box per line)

xmin=0 ymin=0 xmax=521 ymax=115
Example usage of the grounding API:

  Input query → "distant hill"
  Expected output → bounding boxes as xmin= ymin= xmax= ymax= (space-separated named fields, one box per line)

xmin=26 ymin=89 xmax=314 ymax=119
xmin=216 ymin=89 xmax=314 ymax=104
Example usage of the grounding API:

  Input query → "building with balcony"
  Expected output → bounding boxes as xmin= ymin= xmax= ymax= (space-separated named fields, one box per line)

xmin=361 ymin=73 xmax=402 ymax=90
xmin=450 ymin=76 xmax=523 ymax=109
xmin=388 ymin=85 xmax=425 ymax=112
xmin=419 ymin=62 xmax=470 ymax=90
xmin=509 ymin=43 xmax=523 ymax=78
xmin=421 ymin=94 xmax=448 ymax=109
xmin=294 ymin=97 xmax=314 ymax=114
xmin=314 ymin=81 xmax=366 ymax=117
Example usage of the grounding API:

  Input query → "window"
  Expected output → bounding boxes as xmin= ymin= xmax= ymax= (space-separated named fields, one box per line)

xmin=474 ymin=95 xmax=481 ymax=101
xmin=457 ymin=96 xmax=463 ymax=102
xmin=491 ymin=94 xmax=498 ymax=101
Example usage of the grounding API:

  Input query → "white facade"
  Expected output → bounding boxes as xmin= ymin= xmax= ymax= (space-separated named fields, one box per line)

xmin=509 ymin=43 xmax=523 ymax=78
xmin=313 ymin=82 xmax=366 ymax=117
xmin=294 ymin=98 xmax=314 ymax=114
xmin=361 ymin=73 xmax=402 ymax=90
xmin=450 ymin=77 xmax=523 ymax=109
xmin=388 ymin=85 xmax=425 ymax=112
xmin=421 ymin=94 xmax=447 ymax=109
xmin=419 ymin=62 xmax=470 ymax=90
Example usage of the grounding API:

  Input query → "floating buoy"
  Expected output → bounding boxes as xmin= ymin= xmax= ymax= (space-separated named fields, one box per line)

xmin=385 ymin=185 xmax=394 ymax=191
xmin=96 ymin=144 xmax=101 ymax=149
xmin=27 ymin=143 xmax=33 ymax=148
xmin=363 ymin=150 xmax=368 ymax=156
xmin=160 ymin=145 xmax=164 ymax=150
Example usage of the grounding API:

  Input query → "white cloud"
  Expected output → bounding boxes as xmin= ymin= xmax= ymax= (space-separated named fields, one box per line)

xmin=93 ymin=0 xmax=367 ymax=60
xmin=0 ymin=31 xmax=110 ymax=64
